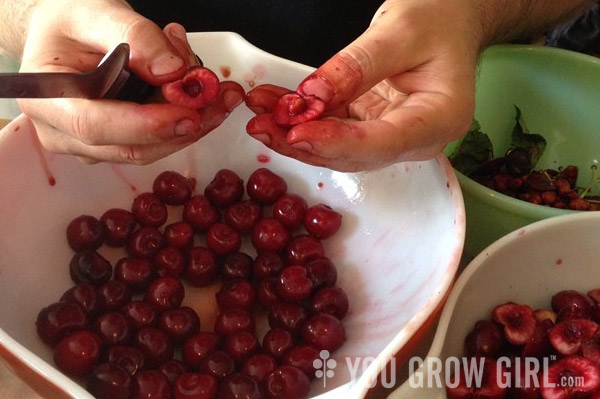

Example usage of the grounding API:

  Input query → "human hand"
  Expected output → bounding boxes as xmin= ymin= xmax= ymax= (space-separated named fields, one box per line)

xmin=245 ymin=0 xmax=479 ymax=172
xmin=17 ymin=0 xmax=244 ymax=164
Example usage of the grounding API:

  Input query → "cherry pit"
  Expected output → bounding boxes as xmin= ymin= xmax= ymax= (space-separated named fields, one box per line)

xmin=36 ymin=167 xmax=347 ymax=399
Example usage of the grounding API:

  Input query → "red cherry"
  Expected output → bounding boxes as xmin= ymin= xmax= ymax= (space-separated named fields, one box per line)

xmin=216 ymin=279 xmax=257 ymax=311
xmin=153 ymin=170 xmax=193 ymax=205
xmin=222 ymin=252 xmax=254 ymax=280
xmin=174 ymin=372 xmax=218 ymax=399
xmin=144 ymin=276 xmax=185 ymax=311
xmin=100 ymin=208 xmax=137 ymax=247
xmin=69 ymin=250 xmax=112 ymax=286
xmin=114 ymin=257 xmax=155 ymax=293
xmin=263 ymin=328 xmax=295 ymax=360
xmin=304 ymin=204 xmax=342 ymax=239
xmin=218 ymin=373 xmax=263 ymax=399
xmin=224 ymin=331 xmax=260 ymax=364
xmin=285 ymin=235 xmax=324 ymax=265
xmin=258 ymin=278 xmax=283 ymax=309
xmin=305 ymin=257 xmax=337 ymax=287
xmin=282 ymin=345 xmax=320 ymax=380
xmin=134 ymin=327 xmax=174 ymax=368
xmin=200 ymin=350 xmax=235 ymax=380
xmin=158 ymin=306 xmax=201 ymax=343
xmin=93 ymin=312 xmax=132 ymax=346
xmin=182 ymin=332 xmax=222 ymax=369
xmin=53 ymin=330 xmax=102 ymax=376
xmin=310 ymin=286 xmax=349 ymax=320
xmin=253 ymin=252 xmax=285 ymax=279
xmin=36 ymin=301 xmax=88 ymax=346
xmin=242 ymin=353 xmax=278 ymax=383
xmin=121 ymin=300 xmax=157 ymax=330
xmin=60 ymin=283 xmax=102 ymax=318
xmin=272 ymin=92 xmax=325 ymax=126
xmin=246 ymin=168 xmax=287 ymax=204
xmin=154 ymin=246 xmax=187 ymax=278
xmin=131 ymin=192 xmax=168 ymax=227
xmin=264 ymin=365 xmax=311 ymax=399
xmin=277 ymin=266 xmax=313 ymax=302
xmin=183 ymin=195 xmax=220 ymax=233
xmin=97 ymin=280 xmax=132 ymax=311
xmin=273 ymin=193 xmax=308 ymax=230
xmin=268 ymin=303 xmax=308 ymax=336
xmin=204 ymin=169 xmax=244 ymax=207
xmin=159 ymin=359 xmax=188 ymax=385
xmin=301 ymin=314 xmax=346 ymax=351
xmin=164 ymin=221 xmax=195 ymax=249
xmin=186 ymin=246 xmax=220 ymax=287
xmin=206 ymin=222 xmax=242 ymax=255
xmin=162 ymin=66 xmax=220 ymax=109
xmin=106 ymin=345 xmax=146 ymax=376
xmin=66 ymin=215 xmax=104 ymax=252
xmin=87 ymin=362 xmax=131 ymax=399
xmin=225 ymin=199 xmax=262 ymax=234
xmin=126 ymin=226 xmax=164 ymax=259
xmin=132 ymin=369 xmax=172 ymax=399
xmin=215 ymin=308 xmax=255 ymax=336
xmin=251 ymin=218 xmax=291 ymax=253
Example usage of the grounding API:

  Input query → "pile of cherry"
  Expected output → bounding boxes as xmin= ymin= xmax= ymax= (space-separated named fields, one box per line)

xmin=35 ymin=168 xmax=348 ymax=399
xmin=448 ymin=289 xmax=600 ymax=399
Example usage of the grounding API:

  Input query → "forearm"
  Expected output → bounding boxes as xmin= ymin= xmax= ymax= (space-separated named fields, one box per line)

xmin=474 ymin=0 xmax=596 ymax=48
xmin=0 ymin=0 xmax=42 ymax=58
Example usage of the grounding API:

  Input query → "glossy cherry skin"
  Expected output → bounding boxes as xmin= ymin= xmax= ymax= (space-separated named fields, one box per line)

xmin=153 ymin=170 xmax=193 ymax=205
xmin=183 ymin=195 xmax=220 ymax=233
xmin=97 ymin=280 xmax=132 ymax=311
xmin=262 ymin=328 xmax=295 ymax=360
xmin=218 ymin=373 xmax=263 ymax=399
xmin=204 ymin=169 xmax=244 ymax=207
xmin=304 ymin=204 xmax=342 ymax=239
xmin=132 ymin=369 xmax=172 ymax=399
xmin=301 ymin=313 xmax=346 ymax=351
xmin=93 ymin=312 xmax=132 ymax=346
xmin=285 ymin=235 xmax=324 ymax=265
xmin=106 ymin=345 xmax=146 ymax=376
xmin=100 ymin=208 xmax=137 ymax=247
xmin=155 ymin=246 xmax=187 ymax=278
xmin=215 ymin=308 xmax=256 ymax=336
xmin=131 ymin=192 xmax=168 ymax=227
xmin=174 ymin=372 xmax=218 ymax=399
xmin=216 ymin=279 xmax=257 ymax=311
xmin=134 ymin=327 xmax=174 ymax=368
xmin=200 ymin=350 xmax=236 ymax=380
xmin=253 ymin=252 xmax=285 ymax=279
xmin=273 ymin=194 xmax=308 ymax=230
xmin=224 ymin=331 xmax=260 ymax=364
xmin=182 ymin=332 xmax=222 ymax=369
xmin=304 ymin=256 xmax=337 ymax=288
xmin=66 ymin=214 xmax=104 ymax=252
xmin=277 ymin=266 xmax=313 ymax=302
xmin=282 ymin=345 xmax=320 ymax=380
xmin=251 ymin=218 xmax=291 ymax=253
xmin=36 ymin=301 xmax=88 ymax=346
xmin=206 ymin=222 xmax=242 ymax=255
xmin=60 ymin=283 xmax=102 ymax=318
xmin=69 ymin=250 xmax=112 ymax=286
xmin=258 ymin=278 xmax=283 ymax=309
xmin=310 ymin=286 xmax=349 ymax=320
xmin=242 ymin=353 xmax=278 ymax=383
xmin=87 ymin=362 xmax=132 ymax=399
xmin=115 ymin=257 xmax=155 ymax=293
xmin=268 ymin=303 xmax=308 ymax=336
xmin=53 ymin=330 xmax=102 ymax=376
xmin=464 ymin=320 xmax=505 ymax=359
xmin=158 ymin=306 xmax=201 ymax=343
xmin=246 ymin=168 xmax=287 ymax=204
xmin=222 ymin=252 xmax=253 ymax=280
xmin=186 ymin=247 xmax=220 ymax=287
xmin=126 ymin=226 xmax=164 ymax=259
xmin=144 ymin=276 xmax=185 ymax=311
xmin=121 ymin=301 xmax=157 ymax=330
xmin=225 ymin=199 xmax=262 ymax=234
xmin=164 ymin=221 xmax=195 ymax=249
xmin=159 ymin=359 xmax=188 ymax=385
xmin=264 ymin=365 xmax=311 ymax=399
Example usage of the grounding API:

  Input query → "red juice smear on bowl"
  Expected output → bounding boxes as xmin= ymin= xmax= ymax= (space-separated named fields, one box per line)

xmin=257 ymin=154 xmax=270 ymax=163
xmin=220 ymin=66 xmax=231 ymax=78
xmin=110 ymin=165 xmax=137 ymax=192
xmin=28 ymin=123 xmax=56 ymax=186
xmin=317 ymin=182 xmax=324 ymax=189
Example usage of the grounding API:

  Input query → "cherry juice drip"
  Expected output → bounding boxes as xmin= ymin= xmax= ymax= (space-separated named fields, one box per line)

xmin=28 ymin=122 xmax=56 ymax=186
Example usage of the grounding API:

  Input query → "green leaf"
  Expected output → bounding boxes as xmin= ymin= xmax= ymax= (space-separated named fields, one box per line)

xmin=450 ymin=122 xmax=494 ymax=176
xmin=510 ymin=105 xmax=546 ymax=167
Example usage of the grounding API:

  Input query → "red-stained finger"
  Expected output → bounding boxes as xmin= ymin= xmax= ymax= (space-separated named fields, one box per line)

xmin=197 ymin=81 xmax=246 ymax=131
xmin=244 ymin=84 xmax=294 ymax=115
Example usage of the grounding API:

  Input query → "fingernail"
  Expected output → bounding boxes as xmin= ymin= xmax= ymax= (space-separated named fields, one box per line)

xmin=298 ymin=76 xmax=334 ymax=102
xmin=251 ymin=133 xmax=271 ymax=146
xmin=175 ymin=119 xmax=200 ymax=136
xmin=224 ymin=91 xmax=243 ymax=110
xmin=151 ymin=53 xmax=185 ymax=76
xmin=167 ymin=25 xmax=199 ymax=66
xmin=291 ymin=141 xmax=313 ymax=152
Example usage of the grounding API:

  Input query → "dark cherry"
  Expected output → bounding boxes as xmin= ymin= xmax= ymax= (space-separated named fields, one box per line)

xmin=183 ymin=195 xmax=220 ymax=233
xmin=282 ymin=345 xmax=320 ymax=380
xmin=464 ymin=320 xmax=505 ymax=359
xmin=93 ymin=312 xmax=132 ymax=346
xmin=121 ymin=300 xmax=157 ymax=330
xmin=153 ymin=170 xmax=193 ymax=205
xmin=253 ymin=252 xmax=285 ymax=279
xmin=218 ymin=373 xmax=263 ymax=399
xmin=225 ymin=199 xmax=262 ymax=234
xmin=69 ymin=250 xmax=112 ymax=286
xmin=222 ymin=252 xmax=253 ymax=280
xmin=302 ymin=313 xmax=346 ymax=351
xmin=552 ymin=290 xmax=595 ymax=321
xmin=66 ymin=215 xmax=104 ymax=252
xmin=216 ymin=279 xmax=257 ymax=311
xmin=200 ymin=350 xmax=235 ymax=380
xmin=115 ymin=257 xmax=155 ymax=293
xmin=224 ymin=331 xmax=260 ymax=364
xmin=268 ymin=303 xmax=308 ymax=336
xmin=182 ymin=332 xmax=223 ymax=369
xmin=97 ymin=280 xmax=132 ymax=311
xmin=246 ymin=168 xmax=287 ymax=204
xmin=155 ymin=246 xmax=187 ymax=278
xmin=159 ymin=359 xmax=188 ymax=385
xmin=134 ymin=327 xmax=174 ymax=368
xmin=131 ymin=192 xmax=168 ymax=227
xmin=251 ymin=218 xmax=291 ymax=253
xmin=310 ymin=286 xmax=349 ymax=320
xmin=107 ymin=345 xmax=146 ymax=376
xmin=60 ymin=283 xmax=102 ymax=317
xmin=263 ymin=328 xmax=295 ymax=360
xmin=285 ymin=235 xmax=324 ymax=265
xmin=164 ymin=221 xmax=195 ymax=249
xmin=264 ymin=365 xmax=311 ymax=399
xmin=158 ymin=306 xmax=201 ymax=342
xmin=215 ymin=308 xmax=256 ymax=336
xmin=126 ymin=226 xmax=164 ymax=259
xmin=87 ymin=362 xmax=132 ymax=399
xmin=242 ymin=353 xmax=278 ymax=383
xmin=305 ymin=256 xmax=337 ymax=288
xmin=186 ymin=246 xmax=220 ymax=287
xmin=304 ymin=204 xmax=342 ymax=239
xmin=36 ymin=301 xmax=88 ymax=346
xmin=53 ymin=330 xmax=102 ymax=376
xmin=132 ymin=369 xmax=172 ymax=399
xmin=174 ymin=372 xmax=218 ymax=399
xmin=144 ymin=276 xmax=185 ymax=311
xmin=100 ymin=208 xmax=137 ymax=247
xmin=206 ymin=222 xmax=242 ymax=255
xmin=273 ymin=194 xmax=308 ymax=230
xmin=258 ymin=278 xmax=283 ymax=309
xmin=278 ymin=265 xmax=314 ymax=302
xmin=204 ymin=169 xmax=244 ymax=208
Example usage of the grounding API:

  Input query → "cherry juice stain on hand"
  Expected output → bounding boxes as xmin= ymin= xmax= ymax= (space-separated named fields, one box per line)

xmin=220 ymin=66 xmax=231 ymax=78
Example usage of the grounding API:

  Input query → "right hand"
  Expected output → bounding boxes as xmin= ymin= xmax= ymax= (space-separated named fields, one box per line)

xmin=17 ymin=0 xmax=245 ymax=164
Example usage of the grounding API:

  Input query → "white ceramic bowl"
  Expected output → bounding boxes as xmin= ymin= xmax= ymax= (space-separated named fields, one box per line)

xmin=0 ymin=32 xmax=465 ymax=399
xmin=389 ymin=211 xmax=600 ymax=399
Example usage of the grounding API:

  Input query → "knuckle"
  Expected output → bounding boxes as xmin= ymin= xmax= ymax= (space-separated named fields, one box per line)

xmin=70 ymin=109 xmax=101 ymax=145
xmin=118 ymin=145 xmax=147 ymax=165
xmin=121 ymin=17 xmax=159 ymax=44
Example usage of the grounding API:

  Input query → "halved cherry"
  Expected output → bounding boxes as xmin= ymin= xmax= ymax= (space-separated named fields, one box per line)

xmin=492 ymin=303 xmax=537 ymax=345
xmin=541 ymin=356 xmax=600 ymax=399
xmin=272 ymin=93 xmax=325 ymax=126
xmin=162 ymin=66 xmax=220 ymax=109
xmin=549 ymin=319 xmax=599 ymax=356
